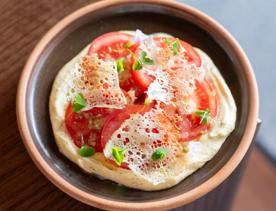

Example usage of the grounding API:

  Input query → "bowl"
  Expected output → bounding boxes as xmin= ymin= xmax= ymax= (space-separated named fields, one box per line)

xmin=16 ymin=0 xmax=259 ymax=210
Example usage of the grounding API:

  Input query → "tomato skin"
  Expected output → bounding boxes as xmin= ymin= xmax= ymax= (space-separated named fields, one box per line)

xmin=177 ymin=80 xmax=218 ymax=142
xmin=100 ymin=104 xmax=154 ymax=169
xmin=100 ymin=104 xmax=154 ymax=149
xmin=149 ymin=36 xmax=202 ymax=67
xmin=88 ymin=31 xmax=142 ymax=95
xmin=180 ymin=40 xmax=201 ymax=67
xmin=157 ymin=36 xmax=202 ymax=67
xmin=65 ymin=103 xmax=91 ymax=148
xmin=131 ymin=64 xmax=156 ymax=92
xmin=88 ymin=32 xmax=133 ymax=59
xmin=65 ymin=103 xmax=115 ymax=152
xmin=177 ymin=114 xmax=210 ymax=142
xmin=131 ymin=36 xmax=202 ymax=91
xmin=193 ymin=80 xmax=218 ymax=118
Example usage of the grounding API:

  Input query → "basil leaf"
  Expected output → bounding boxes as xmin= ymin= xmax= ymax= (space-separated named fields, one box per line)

xmin=112 ymin=147 xmax=125 ymax=166
xmin=140 ymin=51 xmax=154 ymax=65
xmin=79 ymin=145 xmax=95 ymax=157
xmin=72 ymin=93 xmax=86 ymax=112
xmin=132 ymin=59 xmax=142 ymax=71
xmin=164 ymin=37 xmax=173 ymax=44
xmin=195 ymin=109 xmax=210 ymax=124
xmin=116 ymin=58 xmax=125 ymax=74
xmin=172 ymin=38 xmax=179 ymax=56
xmin=152 ymin=148 xmax=167 ymax=161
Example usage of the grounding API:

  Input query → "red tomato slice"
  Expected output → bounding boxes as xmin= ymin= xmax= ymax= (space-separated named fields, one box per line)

xmin=88 ymin=32 xmax=134 ymax=59
xmin=131 ymin=64 xmax=156 ymax=91
xmin=100 ymin=104 xmax=154 ymax=149
xmin=65 ymin=103 xmax=115 ymax=152
xmin=88 ymin=31 xmax=141 ymax=93
xmin=150 ymin=36 xmax=202 ymax=67
xmin=193 ymin=80 xmax=218 ymax=117
xmin=177 ymin=80 xmax=219 ymax=142
xmin=179 ymin=40 xmax=201 ymax=67
xmin=131 ymin=36 xmax=201 ymax=91
xmin=100 ymin=104 xmax=154 ymax=169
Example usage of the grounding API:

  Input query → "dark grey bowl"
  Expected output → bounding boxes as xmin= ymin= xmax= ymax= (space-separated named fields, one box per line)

xmin=17 ymin=1 xmax=259 ymax=210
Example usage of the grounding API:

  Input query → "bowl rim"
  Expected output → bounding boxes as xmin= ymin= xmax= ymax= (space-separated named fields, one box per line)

xmin=16 ymin=0 xmax=259 ymax=210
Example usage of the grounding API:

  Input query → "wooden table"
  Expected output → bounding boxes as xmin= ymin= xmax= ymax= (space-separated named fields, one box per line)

xmin=0 ymin=0 xmax=269 ymax=210
xmin=0 ymin=0 xmax=99 ymax=209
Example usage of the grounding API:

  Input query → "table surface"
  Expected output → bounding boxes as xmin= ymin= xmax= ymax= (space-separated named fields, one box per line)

xmin=0 ymin=0 xmax=275 ymax=210
xmin=0 ymin=0 xmax=99 ymax=209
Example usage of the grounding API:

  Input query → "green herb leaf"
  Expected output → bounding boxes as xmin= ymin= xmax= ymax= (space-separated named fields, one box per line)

xmin=116 ymin=58 xmax=125 ymax=74
xmin=125 ymin=41 xmax=134 ymax=48
xmin=182 ymin=146 xmax=189 ymax=153
xmin=140 ymin=51 xmax=154 ymax=65
xmin=152 ymin=148 xmax=167 ymax=161
xmin=79 ymin=144 xmax=95 ymax=157
xmin=72 ymin=93 xmax=86 ymax=112
xmin=112 ymin=147 xmax=125 ymax=166
xmin=132 ymin=58 xmax=143 ymax=71
xmin=144 ymin=97 xmax=152 ymax=106
xmin=164 ymin=37 xmax=173 ymax=45
xmin=172 ymin=38 xmax=179 ymax=56
xmin=195 ymin=109 xmax=210 ymax=124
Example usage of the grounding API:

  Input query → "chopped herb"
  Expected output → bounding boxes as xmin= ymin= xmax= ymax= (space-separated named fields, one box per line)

xmin=125 ymin=41 xmax=134 ymax=48
xmin=72 ymin=93 xmax=86 ymax=112
xmin=132 ymin=51 xmax=153 ymax=71
xmin=144 ymin=97 xmax=152 ymax=106
xmin=183 ymin=146 xmax=189 ymax=153
xmin=140 ymin=51 xmax=154 ymax=65
xmin=164 ymin=37 xmax=179 ymax=55
xmin=112 ymin=147 xmax=125 ymax=166
xmin=195 ymin=109 xmax=210 ymax=124
xmin=116 ymin=58 xmax=125 ymax=73
xmin=172 ymin=38 xmax=179 ymax=56
xmin=79 ymin=145 xmax=95 ymax=157
xmin=164 ymin=37 xmax=173 ymax=44
xmin=132 ymin=58 xmax=142 ymax=71
xmin=152 ymin=148 xmax=167 ymax=161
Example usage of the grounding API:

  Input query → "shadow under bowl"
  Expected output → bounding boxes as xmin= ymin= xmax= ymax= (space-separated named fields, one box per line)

xmin=16 ymin=0 xmax=259 ymax=210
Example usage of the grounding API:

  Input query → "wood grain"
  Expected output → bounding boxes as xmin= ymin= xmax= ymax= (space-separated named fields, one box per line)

xmin=0 ymin=0 xmax=97 ymax=210
xmin=0 ymin=0 xmax=274 ymax=210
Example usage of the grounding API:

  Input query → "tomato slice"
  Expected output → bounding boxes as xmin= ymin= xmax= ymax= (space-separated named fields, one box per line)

xmin=131 ymin=64 xmax=156 ymax=92
xmin=131 ymin=36 xmax=202 ymax=91
xmin=88 ymin=32 xmax=134 ymax=59
xmin=100 ymin=104 xmax=154 ymax=169
xmin=177 ymin=80 xmax=219 ymax=142
xmin=65 ymin=103 xmax=115 ymax=152
xmin=193 ymin=80 xmax=218 ymax=117
xmin=150 ymin=36 xmax=202 ymax=67
xmin=179 ymin=40 xmax=201 ymax=67
xmin=100 ymin=104 xmax=154 ymax=149
xmin=88 ymin=31 xmax=141 ymax=94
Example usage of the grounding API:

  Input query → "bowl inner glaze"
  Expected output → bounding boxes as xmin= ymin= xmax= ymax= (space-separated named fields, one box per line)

xmin=26 ymin=3 xmax=248 ymax=202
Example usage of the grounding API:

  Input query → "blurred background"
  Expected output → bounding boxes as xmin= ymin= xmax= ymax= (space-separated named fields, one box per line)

xmin=179 ymin=1 xmax=276 ymax=210
xmin=181 ymin=0 xmax=276 ymax=163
